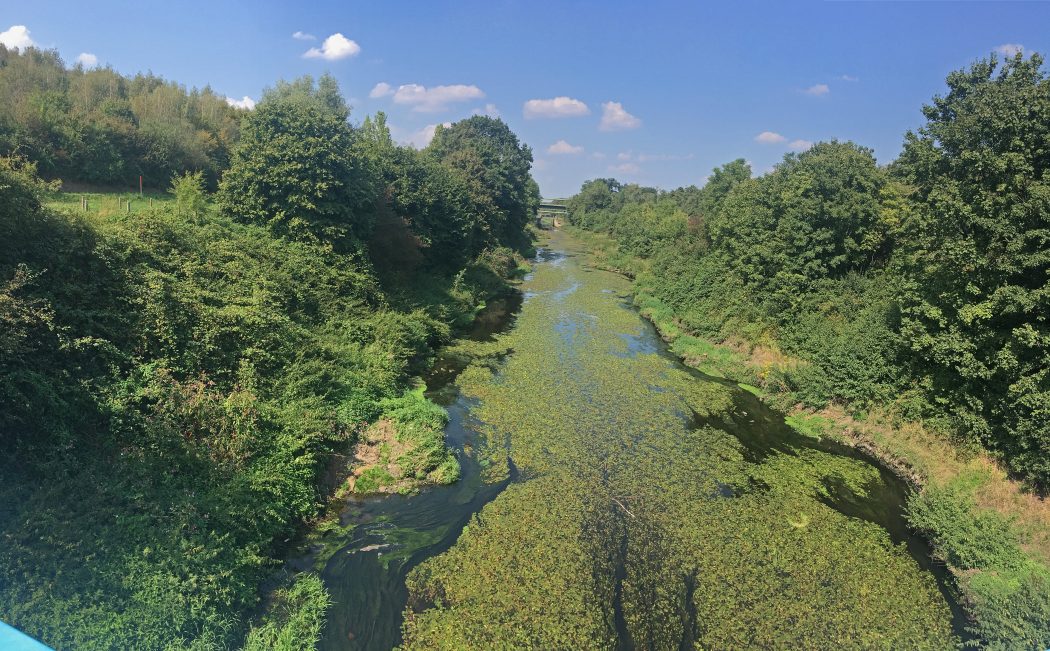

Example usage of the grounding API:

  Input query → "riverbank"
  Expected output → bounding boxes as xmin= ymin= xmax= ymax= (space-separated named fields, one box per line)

xmin=567 ymin=225 xmax=1050 ymax=647
xmin=242 ymin=262 xmax=531 ymax=648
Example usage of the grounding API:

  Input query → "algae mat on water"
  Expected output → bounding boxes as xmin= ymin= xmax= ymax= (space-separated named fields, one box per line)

xmin=401 ymin=231 xmax=958 ymax=650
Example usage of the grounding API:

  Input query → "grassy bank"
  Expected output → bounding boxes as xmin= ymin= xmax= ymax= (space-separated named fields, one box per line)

xmin=569 ymin=225 xmax=1050 ymax=648
xmin=0 ymin=179 xmax=527 ymax=650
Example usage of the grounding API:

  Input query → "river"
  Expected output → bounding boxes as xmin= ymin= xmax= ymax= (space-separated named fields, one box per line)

xmin=313 ymin=229 xmax=965 ymax=650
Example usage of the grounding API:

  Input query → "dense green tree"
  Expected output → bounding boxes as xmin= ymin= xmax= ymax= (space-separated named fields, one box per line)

xmin=565 ymin=177 xmax=621 ymax=227
xmin=690 ymin=158 xmax=751 ymax=238
xmin=0 ymin=40 xmax=543 ymax=647
xmin=427 ymin=115 xmax=536 ymax=249
xmin=354 ymin=113 xmax=477 ymax=268
xmin=894 ymin=53 xmax=1050 ymax=486
xmin=217 ymin=76 xmax=375 ymax=245
xmin=701 ymin=142 xmax=887 ymax=320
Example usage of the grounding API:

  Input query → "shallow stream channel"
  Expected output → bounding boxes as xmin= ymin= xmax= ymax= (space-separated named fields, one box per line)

xmin=308 ymin=230 xmax=967 ymax=650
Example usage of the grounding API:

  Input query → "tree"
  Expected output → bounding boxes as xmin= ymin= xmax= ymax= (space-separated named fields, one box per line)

xmin=566 ymin=178 xmax=621 ymax=227
xmin=169 ymin=171 xmax=208 ymax=219
xmin=697 ymin=159 xmax=751 ymax=219
xmin=427 ymin=116 xmax=535 ymax=250
xmin=217 ymin=76 xmax=374 ymax=245
xmin=665 ymin=159 xmax=752 ymax=247
xmin=893 ymin=53 xmax=1050 ymax=487
xmin=707 ymin=141 xmax=886 ymax=316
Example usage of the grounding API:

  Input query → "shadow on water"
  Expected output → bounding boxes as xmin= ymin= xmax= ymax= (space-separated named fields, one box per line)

xmin=621 ymin=310 xmax=973 ymax=640
xmin=314 ymin=295 xmax=523 ymax=650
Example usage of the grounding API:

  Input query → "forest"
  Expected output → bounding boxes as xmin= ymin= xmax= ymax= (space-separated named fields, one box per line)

xmin=566 ymin=52 xmax=1050 ymax=647
xmin=0 ymin=46 xmax=538 ymax=649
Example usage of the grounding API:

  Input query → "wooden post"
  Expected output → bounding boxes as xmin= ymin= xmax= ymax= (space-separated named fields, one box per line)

xmin=149 ymin=197 xmax=153 ymax=208
xmin=127 ymin=200 xmax=131 ymax=214
xmin=139 ymin=175 xmax=143 ymax=197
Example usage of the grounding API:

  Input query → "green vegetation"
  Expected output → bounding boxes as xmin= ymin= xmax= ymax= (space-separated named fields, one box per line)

xmin=564 ymin=52 xmax=1050 ymax=648
xmin=0 ymin=58 xmax=538 ymax=649
xmin=0 ymin=45 xmax=242 ymax=187
xmin=893 ymin=55 xmax=1050 ymax=487
xmin=908 ymin=487 xmax=1050 ymax=649
xmin=401 ymin=230 xmax=956 ymax=649
xmin=45 ymin=189 xmax=176 ymax=215
xmin=243 ymin=575 xmax=330 ymax=651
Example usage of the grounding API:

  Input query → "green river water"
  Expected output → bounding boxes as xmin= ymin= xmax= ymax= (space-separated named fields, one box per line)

xmin=312 ymin=230 xmax=964 ymax=650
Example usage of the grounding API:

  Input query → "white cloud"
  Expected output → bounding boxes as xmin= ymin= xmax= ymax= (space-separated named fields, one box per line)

xmin=755 ymin=131 xmax=786 ymax=144
xmin=472 ymin=103 xmax=500 ymax=117
xmin=840 ymin=74 xmax=859 ymax=82
xmin=392 ymin=83 xmax=484 ymax=112
xmin=292 ymin=31 xmax=316 ymax=41
xmin=995 ymin=43 xmax=1024 ymax=57
xmin=523 ymin=96 xmax=590 ymax=119
xmin=610 ymin=162 xmax=640 ymax=174
xmin=548 ymin=140 xmax=583 ymax=155
xmin=803 ymin=83 xmax=830 ymax=97
xmin=411 ymin=123 xmax=445 ymax=148
xmin=75 ymin=52 xmax=98 ymax=67
xmin=369 ymin=82 xmax=393 ymax=98
xmin=617 ymin=151 xmax=632 ymax=161
xmin=599 ymin=101 xmax=641 ymax=131
xmin=391 ymin=122 xmax=452 ymax=149
xmin=225 ymin=95 xmax=257 ymax=110
xmin=591 ymin=152 xmax=606 ymax=160
xmin=303 ymin=33 xmax=360 ymax=61
xmin=788 ymin=139 xmax=814 ymax=151
xmin=0 ymin=25 xmax=34 ymax=50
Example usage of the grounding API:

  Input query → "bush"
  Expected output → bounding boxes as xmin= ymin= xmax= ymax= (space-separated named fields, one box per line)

xmin=907 ymin=485 xmax=1050 ymax=649
xmin=243 ymin=574 xmax=331 ymax=651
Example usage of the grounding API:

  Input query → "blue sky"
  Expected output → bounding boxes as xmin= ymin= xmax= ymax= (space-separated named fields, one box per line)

xmin=3 ymin=0 xmax=1048 ymax=197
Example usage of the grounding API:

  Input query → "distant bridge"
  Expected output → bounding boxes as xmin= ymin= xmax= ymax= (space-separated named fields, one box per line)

xmin=537 ymin=200 xmax=568 ymax=227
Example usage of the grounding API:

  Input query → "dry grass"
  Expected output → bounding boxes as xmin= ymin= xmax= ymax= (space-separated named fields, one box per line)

xmin=969 ymin=456 xmax=1050 ymax=561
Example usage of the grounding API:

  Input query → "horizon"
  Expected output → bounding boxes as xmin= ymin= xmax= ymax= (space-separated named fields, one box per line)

xmin=3 ymin=0 xmax=1048 ymax=197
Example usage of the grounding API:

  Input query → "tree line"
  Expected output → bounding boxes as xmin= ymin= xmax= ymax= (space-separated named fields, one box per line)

xmin=0 ymin=45 xmax=243 ymax=186
xmin=567 ymin=52 xmax=1050 ymax=492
